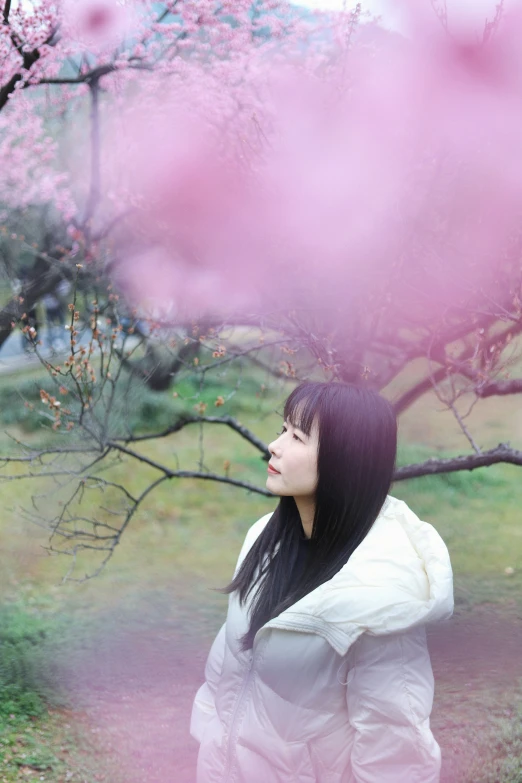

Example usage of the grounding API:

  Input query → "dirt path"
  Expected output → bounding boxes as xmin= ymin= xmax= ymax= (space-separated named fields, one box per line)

xmin=429 ymin=604 xmax=522 ymax=691
xmin=61 ymin=604 xmax=522 ymax=783
xmin=428 ymin=605 xmax=522 ymax=783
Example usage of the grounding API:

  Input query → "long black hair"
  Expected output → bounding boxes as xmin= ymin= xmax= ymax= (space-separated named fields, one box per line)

xmin=217 ymin=381 xmax=398 ymax=651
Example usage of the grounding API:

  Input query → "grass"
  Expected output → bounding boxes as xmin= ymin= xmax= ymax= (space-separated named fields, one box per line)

xmin=491 ymin=702 xmax=522 ymax=783
xmin=0 ymin=595 xmax=124 ymax=783
xmin=0 ymin=350 xmax=521 ymax=780
xmin=0 ymin=707 xmax=122 ymax=783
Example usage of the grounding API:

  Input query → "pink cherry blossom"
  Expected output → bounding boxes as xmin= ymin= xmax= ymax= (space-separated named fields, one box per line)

xmin=61 ymin=0 xmax=138 ymax=52
xmin=2 ymin=0 xmax=522 ymax=330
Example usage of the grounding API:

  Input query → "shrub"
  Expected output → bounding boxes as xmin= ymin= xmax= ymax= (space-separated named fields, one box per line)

xmin=0 ymin=605 xmax=61 ymax=719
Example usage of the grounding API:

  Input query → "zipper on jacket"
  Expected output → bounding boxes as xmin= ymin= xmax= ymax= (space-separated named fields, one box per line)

xmin=220 ymin=619 xmax=311 ymax=782
xmin=220 ymin=623 xmax=277 ymax=782
xmin=221 ymin=651 xmax=256 ymax=783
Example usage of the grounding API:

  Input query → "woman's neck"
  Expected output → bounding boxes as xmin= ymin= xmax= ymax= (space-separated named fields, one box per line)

xmin=294 ymin=496 xmax=315 ymax=539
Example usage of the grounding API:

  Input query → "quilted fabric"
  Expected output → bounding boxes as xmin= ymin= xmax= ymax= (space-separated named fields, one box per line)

xmin=190 ymin=495 xmax=454 ymax=783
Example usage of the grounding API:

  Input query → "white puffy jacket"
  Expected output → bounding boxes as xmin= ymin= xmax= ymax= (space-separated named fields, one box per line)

xmin=190 ymin=494 xmax=454 ymax=783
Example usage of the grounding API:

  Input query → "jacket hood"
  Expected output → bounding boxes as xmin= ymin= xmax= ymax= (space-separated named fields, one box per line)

xmin=260 ymin=495 xmax=454 ymax=656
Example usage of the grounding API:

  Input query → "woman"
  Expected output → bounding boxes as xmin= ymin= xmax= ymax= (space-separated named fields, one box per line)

xmin=190 ymin=381 xmax=454 ymax=782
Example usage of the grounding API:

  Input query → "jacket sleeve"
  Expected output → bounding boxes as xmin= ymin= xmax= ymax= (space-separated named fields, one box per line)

xmin=190 ymin=620 xmax=227 ymax=743
xmin=346 ymin=625 xmax=441 ymax=783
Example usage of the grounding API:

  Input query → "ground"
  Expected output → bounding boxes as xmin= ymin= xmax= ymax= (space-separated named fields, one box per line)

xmin=22 ymin=596 xmax=519 ymax=783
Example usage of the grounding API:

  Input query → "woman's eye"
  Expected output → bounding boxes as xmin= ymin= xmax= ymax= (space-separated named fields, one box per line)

xmin=276 ymin=426 xmax=301 ymax=442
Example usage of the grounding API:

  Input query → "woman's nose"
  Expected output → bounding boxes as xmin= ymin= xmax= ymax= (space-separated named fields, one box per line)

xmin=268 ymin=439 xmax=281 ymax=456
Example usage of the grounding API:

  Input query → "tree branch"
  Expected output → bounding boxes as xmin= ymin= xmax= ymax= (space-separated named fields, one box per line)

xmin=483 ymin=0 xmax=504 ymax=44
xmin=395 ymin=442 xmax=522 ymax=480
xmin=98 ymin=440 xmax=275 ymax=494
xmin=2 ymin=0 xmax=12 ymax=25
xmin=36 ymin=63 xmax=116 ymax=87
xmin=0 ymin=26 xmax=58 ymax=111
xmin=114 ymin=336 xmax=203 ymax=391
xmin=430 ymin=0 xmax=450 ymax=35
xmin=0 ymin=252 xmax=72 ymax=350
xmin=392 ymin=318 xmax=522 ymax=415
xmin=476 ymin=377 xmax=522 ymax=397
xmin=111 ymin=413 xmax=271 ymax=457
xmin=392 ymin=364 xmax=449 ymax=415
xmin=34 ymin=61 xmax=152 ymax=89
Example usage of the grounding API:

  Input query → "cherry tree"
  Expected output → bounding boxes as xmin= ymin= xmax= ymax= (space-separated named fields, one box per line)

xmin=0 ymin=0 xmax=522 ymax=578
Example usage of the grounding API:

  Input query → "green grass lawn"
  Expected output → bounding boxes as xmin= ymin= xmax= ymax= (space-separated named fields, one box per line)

xmin=0 ymin=352 xmax=521 ymax=782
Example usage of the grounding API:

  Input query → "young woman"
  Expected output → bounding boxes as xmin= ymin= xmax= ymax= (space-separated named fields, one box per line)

xmin=190 ymin=381 xmax=454 ymax=783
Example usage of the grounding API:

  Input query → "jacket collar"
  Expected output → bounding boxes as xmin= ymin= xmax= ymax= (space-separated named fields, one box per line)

xmin=255 ymin=495 xmax=454 ymax=655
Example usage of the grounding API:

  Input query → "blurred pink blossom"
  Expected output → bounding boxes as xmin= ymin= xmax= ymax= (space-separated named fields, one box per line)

xmin=62 ymin=0 xmax=137 ymax=51
xmin=108 ymin=6 xmax=522 ymax=323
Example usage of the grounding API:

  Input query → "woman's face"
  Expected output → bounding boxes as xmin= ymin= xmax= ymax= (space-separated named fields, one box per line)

xmin=266 ymin=415 xmax=319 ymax=499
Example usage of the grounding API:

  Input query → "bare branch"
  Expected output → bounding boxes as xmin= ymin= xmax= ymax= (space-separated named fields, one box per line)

xmin=392 ymin=365 xmax=449 ymax=416
xmin=430 ymin=0 xmax=450 ymax=34
xmin=445 ymin=398 xmax=482 ymax=454
xmin=114 ymin=337 xmax=202 ymax=391
xmin=111 ymin=413 xmax=271 ymax=457
xmin=0 ymin=446 xmax=100 ymax=463
xmin=392 ymin=318 xmax=522 ymax=415
xmin=37 ymin=63 xmax=116 ymax=87
xmin=395 ymin=442 xmax=522 ymax=480
xmin=483 ymin=1 xmax=504 ymax=44
xmin=113 ymin=330 xmax=293 ymax=393
xmin=107 ymin=440 xmax=273 ymax=492
xmin=476 ymin=377 xmax=522 ymax=398
xmin=35 ymin=61 xmax=152 ymax=89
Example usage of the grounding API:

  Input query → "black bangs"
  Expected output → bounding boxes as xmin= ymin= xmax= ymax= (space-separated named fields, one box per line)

xmin=283 ymin=382 xmax=326 ymax=437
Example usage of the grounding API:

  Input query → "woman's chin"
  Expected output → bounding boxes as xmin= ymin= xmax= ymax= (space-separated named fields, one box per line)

xmin=266 ymin=475 xmax=283 ymax=492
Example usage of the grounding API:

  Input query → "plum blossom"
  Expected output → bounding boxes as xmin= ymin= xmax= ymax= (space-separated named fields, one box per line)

xmin=61 ymin=0 xmax=138 ymax=52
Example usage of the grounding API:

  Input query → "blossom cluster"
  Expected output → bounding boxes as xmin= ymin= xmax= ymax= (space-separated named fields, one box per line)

xmin=2 ymin=1 xmax=522 ymax=335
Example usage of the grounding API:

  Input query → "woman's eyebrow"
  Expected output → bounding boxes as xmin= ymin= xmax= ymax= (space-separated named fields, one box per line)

xmin=285 ymin=420 xmax=306 ymax=435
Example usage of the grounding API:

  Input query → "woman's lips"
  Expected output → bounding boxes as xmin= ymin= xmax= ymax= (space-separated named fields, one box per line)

xmin=267 ymin=464 xmax=281 ymax=475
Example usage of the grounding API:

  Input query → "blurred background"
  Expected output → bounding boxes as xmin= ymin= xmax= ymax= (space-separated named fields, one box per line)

xmin=0 ymin=0 xmax=521 ymax=781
